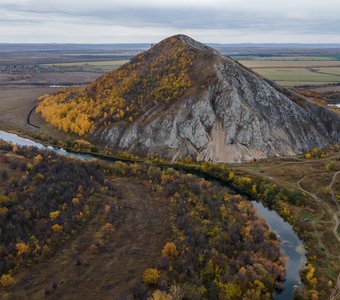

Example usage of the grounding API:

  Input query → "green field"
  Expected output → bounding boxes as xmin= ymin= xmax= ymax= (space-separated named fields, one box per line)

xmin=44 ymin=55 xmax=340 ymax=88
xmin=238 ymin=56 xmax=340 ymax=87
xmin=233 ymin=55 xmax=339 ymax=61
xmin=45 ymin=60 xmax=128 ymax=71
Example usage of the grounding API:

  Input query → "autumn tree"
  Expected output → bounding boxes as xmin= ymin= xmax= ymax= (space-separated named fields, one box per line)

xmin=142 ymin=268 xmax=160 ymax=285
xmin=161 ymin=242 xmax=179 ymax=260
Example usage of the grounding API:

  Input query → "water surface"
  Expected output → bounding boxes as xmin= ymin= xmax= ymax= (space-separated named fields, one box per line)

xmin=252 ymin=201 xmax=306 ymax=299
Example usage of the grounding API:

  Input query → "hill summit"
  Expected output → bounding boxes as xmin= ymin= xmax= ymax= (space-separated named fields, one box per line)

xmin=37 ymin=34 xmax=339 ymax=162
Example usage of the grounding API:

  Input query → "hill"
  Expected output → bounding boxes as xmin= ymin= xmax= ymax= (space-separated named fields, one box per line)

xmin=0 ymin=142 xmax=285 ymax=299
xmin=37 ymin=35 xmax=340 ymax=162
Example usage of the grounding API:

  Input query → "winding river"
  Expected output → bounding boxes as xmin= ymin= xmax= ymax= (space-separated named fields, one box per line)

xmin=0 ymin=130 xmax=306 ymax=299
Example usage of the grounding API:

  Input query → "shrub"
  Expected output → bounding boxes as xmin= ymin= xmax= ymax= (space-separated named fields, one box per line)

xmin=326 ymin=162 xmax=336 ymax=171
xmin=100 ymin=223 xmax=114 ymax=238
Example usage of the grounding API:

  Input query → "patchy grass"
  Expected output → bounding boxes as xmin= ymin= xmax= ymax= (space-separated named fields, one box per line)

xmin=228 ymin=148 xmax=340 ymax=296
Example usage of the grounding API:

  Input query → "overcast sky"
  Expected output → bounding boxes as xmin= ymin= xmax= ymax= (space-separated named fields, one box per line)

xmin=1 ymin=0 xmax=339 ymax=43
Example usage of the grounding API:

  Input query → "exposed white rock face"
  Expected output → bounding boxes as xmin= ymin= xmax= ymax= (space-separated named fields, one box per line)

xmin=94 ymin=36 xmax=339 ymax=163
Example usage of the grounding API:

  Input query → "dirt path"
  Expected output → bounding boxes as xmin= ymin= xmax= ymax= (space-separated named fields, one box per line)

xmin=267 ymin=169 xmax=340 ymax=300
xmin=2 ymin=178 xmax=174 ymax=300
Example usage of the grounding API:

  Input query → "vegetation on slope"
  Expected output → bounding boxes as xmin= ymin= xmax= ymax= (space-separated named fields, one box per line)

xmin=36 ymin=36 xmax=197 ymax=136
xmin=0 ymin=142 xmax=285 ymax=299
xmin=168 ymin=150 xmax=339 ymax=299
xmin=0 ymin=141 xmax=105 ymax=282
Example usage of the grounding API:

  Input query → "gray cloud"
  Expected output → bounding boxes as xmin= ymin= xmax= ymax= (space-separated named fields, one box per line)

xmin=0 ymin=0 xmax=339 ymax=43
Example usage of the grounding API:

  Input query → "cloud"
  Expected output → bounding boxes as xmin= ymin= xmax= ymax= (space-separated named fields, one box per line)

xmin=0 ymin=0 xmax=339 ymax=43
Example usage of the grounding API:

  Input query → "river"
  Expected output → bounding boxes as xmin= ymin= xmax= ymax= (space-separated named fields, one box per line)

xmin=0 ymin=129 xmax=306 ymax=299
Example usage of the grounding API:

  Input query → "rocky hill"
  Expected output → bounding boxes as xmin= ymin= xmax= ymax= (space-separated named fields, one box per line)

xmin=37 ymin=35 xmax=340 ymax=162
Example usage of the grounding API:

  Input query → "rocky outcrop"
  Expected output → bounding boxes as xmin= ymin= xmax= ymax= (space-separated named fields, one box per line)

xmin=92 ymin=35 xmax=339 ymax=162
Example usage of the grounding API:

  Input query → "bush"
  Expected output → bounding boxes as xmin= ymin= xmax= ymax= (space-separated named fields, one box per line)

xmin=305 ymin=153 xmax=312 ymax=159
xmin=326 ymin=162 xmax=336 ymax=171
xmin=100 ymin=223 xmax=113 ymax=238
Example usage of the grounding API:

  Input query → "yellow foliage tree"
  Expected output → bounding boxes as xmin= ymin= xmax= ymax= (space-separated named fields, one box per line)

xmin=149 ymin=290 xmax=173 ymax=300
xmin=0 ymin=274 xmax=15 ymax=288
xmin=51 ymin=224 xmax=63 ymax=233
xmin=161 ymin=242 xmax=179 ymax=260
xmin=72 ymin=197 xmax=80 ymax=205
xmin=142 ymin=268 xmax=160 ymax=285
xmin=16 ymin=242 xmax=30 ymax=257
xmin=49 ymin=210 xmax=60 ymax=220
xmin=33 ymin=154 xmax=43 ymax=164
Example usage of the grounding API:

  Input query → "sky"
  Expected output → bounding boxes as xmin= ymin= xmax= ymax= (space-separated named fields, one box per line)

xmin=0 ymin=0 xmax=340 ymax=44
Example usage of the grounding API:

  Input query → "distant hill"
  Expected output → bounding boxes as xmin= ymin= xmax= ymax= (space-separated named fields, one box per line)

xmin=37 ymin=35 xmax=340 ymax=162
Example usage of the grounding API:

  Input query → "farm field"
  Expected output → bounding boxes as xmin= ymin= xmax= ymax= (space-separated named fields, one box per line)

xmin=40 ymin=55 xmax=340 ymax=87
xmin=233 ymin=56 xmax=339 ymax=61
xmin=44 ymin=60 xmax=129 ymax=72
xmin=238 ymin=56 xmax=340 ymax=87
